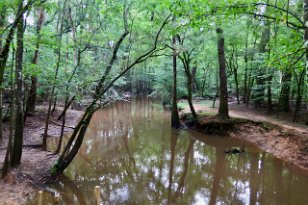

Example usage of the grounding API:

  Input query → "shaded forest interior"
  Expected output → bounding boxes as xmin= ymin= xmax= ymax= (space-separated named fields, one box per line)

xmin=1 ymin=0 xmax=308 ymax=194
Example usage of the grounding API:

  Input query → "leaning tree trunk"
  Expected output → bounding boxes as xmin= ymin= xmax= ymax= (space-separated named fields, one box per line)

xmin=11 ymin=2 xmax=24 ymax=167
xmin=185 ymin=67 xmax=198 ymax=120
xmin=216 ymin=28 xmax=229 ymax=119
xmin=180 ymin=52 xmax=198 ymax=120
xmin=45 ymin=15 xmax=170 ymax=181
xmin=171 ymin=36 xmax=181 ymax=128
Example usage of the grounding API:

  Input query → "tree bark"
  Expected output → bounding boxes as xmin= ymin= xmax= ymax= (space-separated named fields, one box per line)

xmin=171 ymin=36 xmax=181 ymax=128
xmin=25 ymin=8 xmax=45 ymax=117
xmin=293 ymin=69 xmax=305 ymax=122
xmin=179 ymin=53 xmax=197 ymax=120
xmin=255 ymin=3 xmax=271 ymax=108
xmin=11 ymin=1 xmax=25 ymax=167
xmin=1 ymin=46 xmax=15 ymax=178
xmin=191 ymin=66 xmax=198 ymax=91
xmin=0 ymin=7 xmax=6 ymax=143
xmin=216 ymin=28 xmax=229 ymax=119
xmin=278 ymin=69 xmax=292 ymax=112
xmin=243 ymin=23 xmax=249 ymax=104
xmin=304 ymin=0 xmax=308 ymax=123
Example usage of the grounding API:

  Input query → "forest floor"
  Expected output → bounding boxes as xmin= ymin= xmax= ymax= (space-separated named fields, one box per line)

xmin=181 ymin=99 xmax=308 ymax=172
xmin=0 ymin=105 xmax=82 ymax=205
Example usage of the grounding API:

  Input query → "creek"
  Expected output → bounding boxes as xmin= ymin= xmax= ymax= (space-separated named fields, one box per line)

xmin=27 ymin=98 xmax=308 ymax=205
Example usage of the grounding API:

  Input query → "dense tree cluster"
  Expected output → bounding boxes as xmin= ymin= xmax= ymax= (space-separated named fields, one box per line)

xmin=1 ymin=0 xmax=308 ymax=178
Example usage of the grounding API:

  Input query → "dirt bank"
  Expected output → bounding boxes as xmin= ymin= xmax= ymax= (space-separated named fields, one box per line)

xmin=0 ymin=106 xmax=82 ymax=205
xmin=182 ymin=100 xmax=308 ymax=172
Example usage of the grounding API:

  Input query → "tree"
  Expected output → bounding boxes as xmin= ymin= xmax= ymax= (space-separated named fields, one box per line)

xmin=216 ymin=28 xmax=229 ymax=120
xmin=25 ymin=7 xmax=45 ymax=117
xmin=171 ymin=35 xmax=181 ymax=128
xmin=45 ymin=11 xmax=171 ymax=180
xmin=10 ymin=0 xmax=25 ymax=167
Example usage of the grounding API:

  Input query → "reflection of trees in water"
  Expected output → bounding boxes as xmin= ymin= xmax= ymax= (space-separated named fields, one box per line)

xmin=42 ymin=99 xmax=308 ymax=205
xmin=209 ymin=146 xmax=227 ymax=205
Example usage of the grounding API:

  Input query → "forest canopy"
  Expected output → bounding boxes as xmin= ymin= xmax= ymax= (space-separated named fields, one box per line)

xmin=1 ymin=0 xmax=308 ymax=179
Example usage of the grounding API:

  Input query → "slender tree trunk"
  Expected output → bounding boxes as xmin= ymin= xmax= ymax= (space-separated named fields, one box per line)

xmin=233 ymin=65 xmax=240 ymax=104
xmin=234 ymin=47 xmax=240 ymax=104
xmin=243 ymin=24 xmax=249 ymax=104
xmin=216 ymin=28 xmax=229 ymax=119
xmin=0 ymin=7 xmax=6 ymax=143
xmin=55 ymin=100 xmax=67 ymax=154
xmin=293 ymin=70 xmax=305 ymax=122
xmin=201 ymin=68 xmax=207 ymax=97
xmin=171 ymin=36 xmax=181 ymax=128
xmin=255 ymin=12 xmax=270 ymax=108
xmin=25 ymin=8 xmax=45 ymax=117
xmin=191 ymin=66 xmax=197 ymax=91
xmin=11 ymin=2 xmax=25 ymax=167
xmin=279 ymin=69 xmax=292 ymax=112
xmin=267 ymin=74 xmax=273 ymax=113
xmin=43 ymin=0 xmax=67 ymax=150
xmin=304 ymin=0 xmax=308 ymax=124
xmin=180 ymin=53 xmax=197 ymax=120
xmin=2 ymin=46 xmax=15 ymax=178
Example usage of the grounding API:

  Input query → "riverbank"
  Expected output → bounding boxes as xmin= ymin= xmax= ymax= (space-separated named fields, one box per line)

xmin=181 ymin=100 xmax=308 ymax=172
xmin=0 ymin=106 xmax=82 ymax=205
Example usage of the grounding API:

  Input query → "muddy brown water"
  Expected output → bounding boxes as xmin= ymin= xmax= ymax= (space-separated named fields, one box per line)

xmin=27 ymin=98 xmax=308 ymax=205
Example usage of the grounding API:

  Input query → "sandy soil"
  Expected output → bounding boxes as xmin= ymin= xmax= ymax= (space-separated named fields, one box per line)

xmin=0 ymin=106 xmax=83 ymax=205
xmin=184 ymin=100 xmax=308 ymax=172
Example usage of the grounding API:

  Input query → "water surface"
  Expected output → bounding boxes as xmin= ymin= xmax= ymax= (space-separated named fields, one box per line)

xmin=28 ymin=98 xmax=308 ymax=205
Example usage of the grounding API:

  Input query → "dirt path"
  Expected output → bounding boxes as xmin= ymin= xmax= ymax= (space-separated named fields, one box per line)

xmin=190 ymin=102 xmax=308 ymax=136
xmin=0 ymin=106 xmax=83 ymax=205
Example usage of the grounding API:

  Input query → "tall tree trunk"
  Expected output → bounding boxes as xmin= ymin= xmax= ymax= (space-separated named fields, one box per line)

xmin=43 ymin=0 xmax=67 ymax=150
xmin=293 ymin=70 xmax=305 ymax=122
xmin=279 ymin=69 xmax=292 ymax=112
xmin=2 ymin=46 xmax=15 ymax=178
xmin=191 ymin=66 xmax=197 ymax=91
xmin=243 ymin=23 xmax=249 ymax=104
xmin=216 ymin=28 xmax=229 ymax=119
xmin=0 ymin=7 xmax=6 ymax=143
xmin=267 ymin=74 xmax=273 ymax=113
xmin=11 ymin=2 xmax=25 ymax=167
xmin=201 ymin=68 xmax=207 ymax=97
xmin=25 ymin=8 xmax=45 ymax=117
xmin=171 ymin=36 xmax=181 ymax=128
xmin=180 ymin=53 xmax=197 ymax=120
xmin=304 ymin=0 xmax=308 ymax=124
xmin=255 ymin=5 xmax=270 ymax=108
xmin=233 ymin=46 xmax=240 ymax=105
